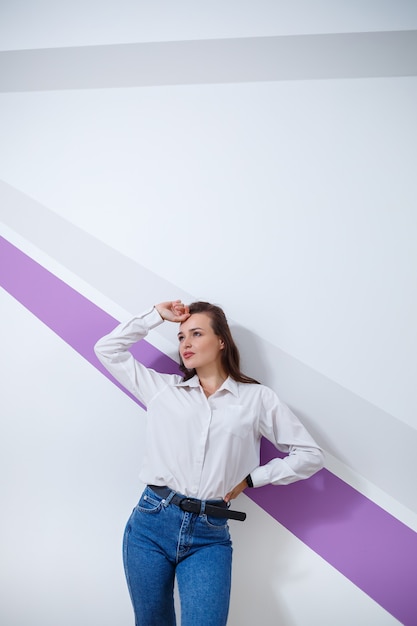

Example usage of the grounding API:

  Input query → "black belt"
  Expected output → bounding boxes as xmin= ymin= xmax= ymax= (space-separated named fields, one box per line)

xmin=149 ymin=485 xmax=246 ymax=522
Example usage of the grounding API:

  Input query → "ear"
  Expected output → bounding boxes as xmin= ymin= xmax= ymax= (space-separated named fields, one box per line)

xmin=219 ymin=339 xmax=225 ymax=349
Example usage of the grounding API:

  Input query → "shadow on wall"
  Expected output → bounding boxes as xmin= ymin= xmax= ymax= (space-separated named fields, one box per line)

xmin=229 ymin=494 xmax=299 ymax=626
xmin=230 ymin=322 xmax=327 ymax=441
xmin=229 ymin=322 xmax=372 ymax=550
xmin=230 ymin=322 xmax=349 ymax=460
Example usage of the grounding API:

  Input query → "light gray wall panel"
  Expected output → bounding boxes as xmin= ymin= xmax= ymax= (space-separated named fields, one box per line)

xmin=1 ymin=31 xmax=416 ymax=92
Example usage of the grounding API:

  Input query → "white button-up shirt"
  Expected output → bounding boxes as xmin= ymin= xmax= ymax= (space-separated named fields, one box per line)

xmin=94 ymin=307 xmax=324 ymax=500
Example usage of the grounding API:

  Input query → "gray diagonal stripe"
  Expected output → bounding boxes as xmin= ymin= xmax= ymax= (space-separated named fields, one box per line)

xmin=1 ymin=30 xmax=417 ymax=92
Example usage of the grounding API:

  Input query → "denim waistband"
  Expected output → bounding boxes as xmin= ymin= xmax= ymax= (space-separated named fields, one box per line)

xmin=148 ymin=485 xmax=246 ymax=522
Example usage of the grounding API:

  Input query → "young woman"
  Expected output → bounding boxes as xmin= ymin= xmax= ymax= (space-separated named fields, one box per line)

xmin=94 ymin=300 xmax=324 ymax=626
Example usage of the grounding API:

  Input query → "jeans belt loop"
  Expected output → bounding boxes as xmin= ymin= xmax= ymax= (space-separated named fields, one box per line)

xmin=162 ymin=489 xmax=176 ymax=507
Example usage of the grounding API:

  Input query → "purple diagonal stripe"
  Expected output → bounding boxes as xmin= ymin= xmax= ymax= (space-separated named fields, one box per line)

xmin=1 ymin=235 xmax=417 ymax=625
xmin=0 ymin=236 xmax=180 ymax=408
xmin=253 ymin=439 xmax=417 ymax=625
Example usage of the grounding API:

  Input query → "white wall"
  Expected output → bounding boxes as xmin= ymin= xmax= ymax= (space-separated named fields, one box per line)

xmin=1 ymin=0 xmax=417 ymax=50
xmin=1 ymin=2 xmax=416 ymax=625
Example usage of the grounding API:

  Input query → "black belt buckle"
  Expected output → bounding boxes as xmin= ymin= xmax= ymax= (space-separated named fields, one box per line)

xmin=179 ymin=497 xmax=201 ymax=514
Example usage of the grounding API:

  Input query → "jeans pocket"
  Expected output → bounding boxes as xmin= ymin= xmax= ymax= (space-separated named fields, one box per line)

xmin=136 ymin=489 xmax=164 ymax=514
xmin=203 ymin=514 xmax=229 ymax=530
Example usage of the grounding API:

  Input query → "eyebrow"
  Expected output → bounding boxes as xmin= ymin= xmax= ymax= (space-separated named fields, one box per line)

xmin=177 ymin=327 xmax=204 ymax=337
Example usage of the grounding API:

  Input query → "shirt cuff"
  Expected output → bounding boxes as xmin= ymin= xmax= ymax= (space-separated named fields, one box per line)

xmin=249 ymin=465 xmax=271 ymax=488
xmin=140 ymin=306 xmax=165 ymax=330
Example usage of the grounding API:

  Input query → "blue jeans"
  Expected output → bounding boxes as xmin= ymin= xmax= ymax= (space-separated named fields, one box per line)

xmin=123 ymin=486 xmax=233 ymax=626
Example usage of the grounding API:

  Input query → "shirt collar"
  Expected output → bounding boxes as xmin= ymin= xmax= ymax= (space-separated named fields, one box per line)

xmin=176 ymin=375 xmax=200 ymax=388
xmin=176 ymin=375 xmax=239 ymax=397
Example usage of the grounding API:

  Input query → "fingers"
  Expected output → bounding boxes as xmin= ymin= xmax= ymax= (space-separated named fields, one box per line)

xmin=224 ymin=488 xmax=238 ymax=503
xmin=172 ymin=300 xmax=190 ymax=320
xmin=172 ymin=301 xmax=187 ymax=313
xmin=224 ymin=478 xmax=248 ymax=503
xmin=155 ymin=301 xmax=190 ymax=322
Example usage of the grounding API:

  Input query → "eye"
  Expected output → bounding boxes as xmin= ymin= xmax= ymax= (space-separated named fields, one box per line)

xmin=193 ymin=331 xmax=202 ymax=337
xmin=178 ymin=335 xmax=184 ymax=342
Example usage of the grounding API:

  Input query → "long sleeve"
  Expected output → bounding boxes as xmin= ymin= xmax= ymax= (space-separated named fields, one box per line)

xmin=250 ymin=386 xmax=324 ymax=487
xmin=94 ymin=306 xmax=177 ymax=406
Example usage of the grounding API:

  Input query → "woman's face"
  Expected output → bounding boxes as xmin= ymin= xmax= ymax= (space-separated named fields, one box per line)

xmin=178 ymin=313 xmax=224 ymax=372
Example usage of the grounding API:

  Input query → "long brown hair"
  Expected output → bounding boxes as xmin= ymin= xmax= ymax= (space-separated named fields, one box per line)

xmin=179 ymin=301 xmax=260 ymax=384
